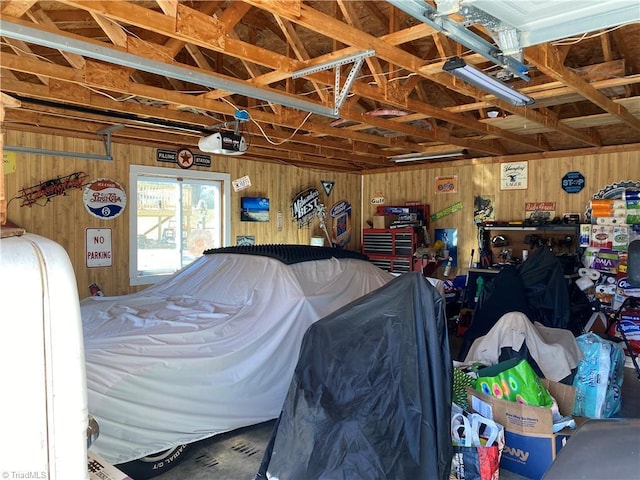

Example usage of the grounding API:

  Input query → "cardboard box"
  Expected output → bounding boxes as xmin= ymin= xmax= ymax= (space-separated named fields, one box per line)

xmin=88 ymin=450 xmax=132 ymax=480
xmin=372 ymin=215 xmax=392 ymax=229
xmin=467 ymin=379 xmax=581 ymax=480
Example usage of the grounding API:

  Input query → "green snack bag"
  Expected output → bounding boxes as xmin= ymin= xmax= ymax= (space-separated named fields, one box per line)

xmin=475 ymin=358 xmax=553 ymax=407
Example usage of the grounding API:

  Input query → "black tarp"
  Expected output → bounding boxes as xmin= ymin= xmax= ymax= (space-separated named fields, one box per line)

xmin=518 ymin=247 xmax=571 ymax=329
xmin=458 ymin=265 xmax=535 ymax=360
xmin=458 ymin=248 xmax=572 ymax=360
xmin=256 ymin=272 xmax=453 ymax=480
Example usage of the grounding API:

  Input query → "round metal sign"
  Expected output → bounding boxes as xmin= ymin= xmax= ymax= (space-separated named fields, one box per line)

xmin=83 ymin=178 xmax=127 ymax=219
xmin=176 ymin=148 xmax=195 ymax=169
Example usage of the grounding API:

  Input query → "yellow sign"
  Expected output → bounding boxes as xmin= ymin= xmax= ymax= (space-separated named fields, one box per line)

xmin=3 ymin=151 xmax=16 ymax=174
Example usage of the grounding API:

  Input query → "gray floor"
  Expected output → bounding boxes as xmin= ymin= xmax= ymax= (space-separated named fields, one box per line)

xmin=152 ymin=350 xmax=640 ymax=480
xmin=153 ymin=420 xmax=275 ymax=480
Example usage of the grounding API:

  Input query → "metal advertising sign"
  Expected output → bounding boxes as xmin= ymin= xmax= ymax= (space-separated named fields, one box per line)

xmin=330 ymin=200 xmax=352 ymax=248
xmin=370 ymin=193 xmax=385 ymax=205
xmin=500 ymin=161 xmax=528 ymax=190
xmin=83 ymin=178 xmax=127 ymax=220
xmin=157 ymin=148 xmax=211 ymax=168
xmin=291 ymin=187 xmax=320 ymax=227
xmin=434 ymin=175 xmax=458 ymax=193
xmin=430 ymin=201 xmax=463 ymax=222
xmin=525 ymin=201 xmax=557 ymax=221
xmin=321 ymin=180 xmax=335 ymax=196
xmin=232 ymin=175 xmax=252 ymax=192
xmin=562 ymin=171 xmax=585 ymax=194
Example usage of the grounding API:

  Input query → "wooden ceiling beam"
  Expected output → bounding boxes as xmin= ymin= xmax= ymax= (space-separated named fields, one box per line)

xmin=3 ymin=108 xmax=199 ymax=145
xmin=0 ymin=0 xmax=37 ymax=17
xmin=3 ymin=99 xmax=388 ymax=169
xmin=26 ymin=6 xmax=86 ymax=69
xmin=446 ymin=74 xmax=640 ymax=114
xmin=56 ymin=0 xmax=294 ymax=71
xmin=248 ymin=135 xmax=387 ymax=166
xmin=525 ymin=43 xmax=640 ymax=133
xmin=237 ymin=146 xmax=369 ymax=172
xmin=3 ymin=38 xmax=50 ymax=86
xmin=155 ymin=0 xmax=178 ymax=17
xmin=0 ymin=57 xmax=416 ymax=152
xmin=3 ymin=1 xmax=638 ymax=171
xmin=337 ymin=0 xmax=387 ymax=89
xmin=272 ymin=14 xmax=328 ymax=103
xmin=33 ymin=2 xmax=550 ymax=152
xmin=55 ymin=0 xmax=526 ymax=152
xmin=241 ymin=0 xmax=597 ymax=147
xmin=0 ymin=18 xmax=499 ymax=155
xmin=428 ymin=71 xmax=602 ymax=147
xmin=352 ymin=112 xmax=506 ymax=155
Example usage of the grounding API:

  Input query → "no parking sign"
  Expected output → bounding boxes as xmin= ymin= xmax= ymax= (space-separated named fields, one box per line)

xmin=86 ymin=228 xmax=112 ymax=267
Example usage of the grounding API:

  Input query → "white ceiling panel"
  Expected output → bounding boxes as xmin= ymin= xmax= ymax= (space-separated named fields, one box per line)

xmin=464 ymin=0 xmax=640 ymax=47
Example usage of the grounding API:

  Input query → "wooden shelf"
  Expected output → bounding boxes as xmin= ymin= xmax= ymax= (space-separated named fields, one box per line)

xmin=479 ymin=223 xmax=580 ymax=263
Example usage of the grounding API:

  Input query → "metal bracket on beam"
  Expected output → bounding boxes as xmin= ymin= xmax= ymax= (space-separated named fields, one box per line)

xmin=386 ymin=0 xmax=529 ymax=81
xmin=292 ymin=50 xmax=375 ymax=77
xmin=292 ymin=50 xmax=375 ymax=116
xmin=97 ymin=124 xmax=124 ymax=160
xmin=5 ymin=124 xmax=124 ymax=161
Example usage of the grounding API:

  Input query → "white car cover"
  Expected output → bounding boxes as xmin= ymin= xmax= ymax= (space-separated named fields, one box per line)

xmin=81 ymin=252 xmax=392 ymax=464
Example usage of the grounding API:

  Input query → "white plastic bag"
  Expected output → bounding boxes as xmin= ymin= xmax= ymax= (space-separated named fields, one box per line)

xmin=451 ymin=411 xmax=505 ymax=480
xmin=451 ymin=412 xmax=503 ymax=448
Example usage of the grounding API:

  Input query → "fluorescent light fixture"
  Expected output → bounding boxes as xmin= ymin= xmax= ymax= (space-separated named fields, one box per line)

xmin=443 ymin=57 xmax=534 ymax=107
xmin=389 ymin=149 xmax=468 ymax=163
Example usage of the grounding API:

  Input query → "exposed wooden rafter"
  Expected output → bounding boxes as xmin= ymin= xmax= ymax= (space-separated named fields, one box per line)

xmin=0 ymin=0 xmax=638 ymax=171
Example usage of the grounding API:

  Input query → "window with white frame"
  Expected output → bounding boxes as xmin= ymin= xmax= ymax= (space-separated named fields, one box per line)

xmin=129 ymin=165 xmax=231 ymax=286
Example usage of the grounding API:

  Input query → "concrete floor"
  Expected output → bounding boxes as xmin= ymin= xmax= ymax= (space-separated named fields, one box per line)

xmin=153 ymin=420 xmax=275 ymax=480
xmin=150 ymin=344 xmax=640 ymax=480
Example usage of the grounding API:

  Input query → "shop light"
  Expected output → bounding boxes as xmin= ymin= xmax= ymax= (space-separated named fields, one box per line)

xmin=443 ymin=57 xmax=534 ymax=107
xmin=388 ymin=149 xmax=468 ymax=163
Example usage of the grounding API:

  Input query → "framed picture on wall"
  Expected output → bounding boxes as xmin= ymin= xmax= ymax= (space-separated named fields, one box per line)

xmin=241 ymin=197 xmax=270 ymax=222
xmin=500 ymin=161 xmax=528 ymax=190
xmin=236 ymin=235 xmax=255 ymax=246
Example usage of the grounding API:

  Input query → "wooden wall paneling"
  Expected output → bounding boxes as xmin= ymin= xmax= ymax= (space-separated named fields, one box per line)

xmin=0 ymin=104 xmax=5 ymax=225
xmin=362 ymin=151 xmax=640 ymax=279
xmin=4 ymin=128 xmax=639 ymax=298
xmin=3 ymin=131 xmax=363 ymax=298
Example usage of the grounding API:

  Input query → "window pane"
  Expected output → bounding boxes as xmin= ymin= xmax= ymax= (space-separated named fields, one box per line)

xmin=182 ymin=180 xmax=222 ymax=266
xmin=136 ymin=178 xmax=180 ymax=277
xmin=130 ymin=166 xmax=231 ymax=286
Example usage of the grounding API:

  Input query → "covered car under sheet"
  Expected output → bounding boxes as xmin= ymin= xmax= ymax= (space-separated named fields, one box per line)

xmin=257 ymin=272 xmax=453 ymax=480
xmin=81 ymin=246 xmax=393 ymax=466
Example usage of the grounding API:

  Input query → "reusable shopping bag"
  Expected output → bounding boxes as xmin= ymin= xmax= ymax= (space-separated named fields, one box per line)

xmin=475 ymin=358 xmax=553 ymax=407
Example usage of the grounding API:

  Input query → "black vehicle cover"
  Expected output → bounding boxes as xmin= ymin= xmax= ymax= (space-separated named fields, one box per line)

xmin=518 ymin=246 xmax=571 ymax=329
xmin=458 ymin=248 xmax=572 ymax=361
xmin=256 ymin=272 xmax=453 ymax=480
